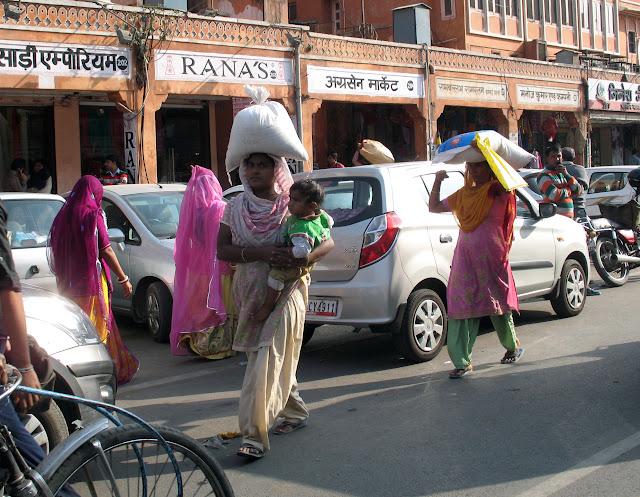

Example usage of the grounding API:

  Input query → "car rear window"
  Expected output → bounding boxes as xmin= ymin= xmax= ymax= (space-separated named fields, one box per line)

xmin=316 ymin=177 xmax=382 ymax=227
xmin=4 ymin=199 xmax=63 ymax=249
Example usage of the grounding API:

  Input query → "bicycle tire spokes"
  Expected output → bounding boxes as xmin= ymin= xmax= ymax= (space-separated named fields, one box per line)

xmin=49 ymin=426 xmax=230 ymax=497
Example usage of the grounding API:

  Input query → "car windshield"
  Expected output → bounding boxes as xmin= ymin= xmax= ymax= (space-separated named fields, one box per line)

xmin=4 ymin=198 xmax=64 ymax=249
xmin=124 ymin=191 xmax=184 ymax=239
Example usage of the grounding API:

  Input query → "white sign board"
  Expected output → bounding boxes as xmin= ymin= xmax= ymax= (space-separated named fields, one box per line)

xmin=0 ymin=39 xmax=131 ymax=79
xmin=517 ymin=84 xmax=580 ymax=107
xmin=154 ymin=50 xmax=293 ymax=85
xmin=307 ymin=66 xmax=425 ymax=98
xmin=123 ymin=113 xmax=138 ymax=183
xmin=588 ymin=78 xmax=640 ymax=112
xmin=436 ymin=77 xmax=508 ymax=102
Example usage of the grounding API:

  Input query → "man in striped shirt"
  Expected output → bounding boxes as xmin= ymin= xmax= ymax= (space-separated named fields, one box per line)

xmin=536 ymin=144 xmax=582 ymax=218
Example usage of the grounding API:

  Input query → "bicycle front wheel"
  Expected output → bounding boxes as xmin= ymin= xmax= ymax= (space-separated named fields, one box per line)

xmin=43 ymin=424 xmax=234 ymax=497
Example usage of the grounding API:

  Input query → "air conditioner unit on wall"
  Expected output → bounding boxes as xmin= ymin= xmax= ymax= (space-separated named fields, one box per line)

xmin=525 ymin=39 xmax=548 ymax=61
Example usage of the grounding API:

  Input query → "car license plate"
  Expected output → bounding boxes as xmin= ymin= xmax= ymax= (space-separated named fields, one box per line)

xmin=307 ymin=298 xmax=338 ymax=317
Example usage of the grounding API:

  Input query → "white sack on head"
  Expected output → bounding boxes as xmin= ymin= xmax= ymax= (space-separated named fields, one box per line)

xmin=433 ymin=130 xmax=534 ymax=170
xmin=360 ymin=139 xmax=395 ymax=164
xmin=225 ymin=85 xmax=309 ymax=172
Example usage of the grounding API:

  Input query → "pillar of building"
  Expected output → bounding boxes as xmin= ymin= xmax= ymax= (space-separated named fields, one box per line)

xmin=54 ymin=97 xmax=81 ymax=194
xmin=488 ymin=107 xmax=523 ymax=142
xmin=301 ymin=97 xmax=323 ymax=171
xmin=208 ymin=101 xmax=219 ymax=177
xmin=403 ymin=104 xmax=427 ymax=161
xmin=564 ymin=111 xmax=589 ymax=166
xmin=139 ymin=92 xmax=168 ymax=183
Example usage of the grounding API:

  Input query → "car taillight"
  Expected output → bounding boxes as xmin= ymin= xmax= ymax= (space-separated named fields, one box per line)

xmin=359 ymin=212 xmax=402 ymax=268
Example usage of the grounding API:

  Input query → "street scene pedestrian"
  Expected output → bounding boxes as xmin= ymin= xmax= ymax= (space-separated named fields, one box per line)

xmin=2 ymin=158 xmax=28 ymax=192
xmin=429 ymin=160 xmax=522 ymax=378
xmin=48 ymin=175 xmax=139 ymax=385
xmin=326 ymin=151 xmax=345 ymax=168
xmin=26 ymin=159 xmax=52 ymax=193
xmin=99 ymin=155 xmax=129 ymax=185
xmin=217 ymin=153 xmax=334 ymax=459
xmin=537 ymin=144 xmax=583 ymax=218
xmin=170 ymin=165 xmax=237 ymax=359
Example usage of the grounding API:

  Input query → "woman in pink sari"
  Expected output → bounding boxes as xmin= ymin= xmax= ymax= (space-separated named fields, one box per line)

xmin=48 ymin=175 xmax=139 ymax=385
xmin=170 ymin=166 xmax=237 ymax=358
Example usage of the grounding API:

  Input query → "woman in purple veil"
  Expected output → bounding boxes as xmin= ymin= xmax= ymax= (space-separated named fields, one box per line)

xmin=170 ymin=166 xmax=237 ymax=358
xmin=48 ymin=175 xmax=139 ymax=385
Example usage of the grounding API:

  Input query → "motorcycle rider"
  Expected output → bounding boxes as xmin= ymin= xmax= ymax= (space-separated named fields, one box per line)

xmin=561 ymin=147 xmax=600 ymax=296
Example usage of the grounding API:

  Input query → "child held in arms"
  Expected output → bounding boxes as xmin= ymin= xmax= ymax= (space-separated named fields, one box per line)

xmin=253 ymin=179 xmax=332 ymax=321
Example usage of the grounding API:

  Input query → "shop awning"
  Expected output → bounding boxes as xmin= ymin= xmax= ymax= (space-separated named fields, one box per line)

xmin=589 ymin=111 xmax=640 ymax=125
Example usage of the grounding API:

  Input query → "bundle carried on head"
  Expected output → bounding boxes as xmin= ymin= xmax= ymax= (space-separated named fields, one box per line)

xmin=225 ymin=85 xmax=309 ymax=172
xmin=359 ymin=139 xmax=395 ymax=164
xmin=433 ymin=130 xmax=534 ymax=170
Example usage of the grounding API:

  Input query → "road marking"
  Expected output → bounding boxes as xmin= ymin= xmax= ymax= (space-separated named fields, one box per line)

xmin=516 ymin=431 xmax=640 ymax=497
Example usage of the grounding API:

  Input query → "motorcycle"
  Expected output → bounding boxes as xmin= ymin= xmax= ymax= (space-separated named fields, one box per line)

xmin=588 ymin=168 xmax=640 ymax=287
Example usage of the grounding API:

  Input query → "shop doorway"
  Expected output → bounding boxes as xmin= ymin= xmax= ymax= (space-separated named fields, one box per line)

xmin=156 ymin=106 xmax=210 ymax=184
xmin=316 ymin=102 xmax=416 ymax=169
xmin=0 ymin=106 xmax=56 ymax=192
xmin=80 ymin=105 xmax=126 ymax=180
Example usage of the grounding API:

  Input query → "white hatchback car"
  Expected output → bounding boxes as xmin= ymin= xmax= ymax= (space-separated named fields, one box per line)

xmin=296 ymin=162 xmax=590 ymax=363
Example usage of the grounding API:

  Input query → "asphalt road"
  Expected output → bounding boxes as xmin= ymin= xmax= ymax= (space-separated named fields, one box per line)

xmin=116 ymin=272 xmax=640 ymax=497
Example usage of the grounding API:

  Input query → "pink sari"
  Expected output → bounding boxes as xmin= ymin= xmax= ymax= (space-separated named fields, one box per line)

xmin=48 ymin=176 xmax=139 ymax=385
xmin=170 ymin=166 xmax=237 ymax=358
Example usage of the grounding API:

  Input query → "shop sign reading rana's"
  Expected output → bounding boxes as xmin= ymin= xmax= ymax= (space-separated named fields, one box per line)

xmin=154 ymin=50 xmax=293 ymax=85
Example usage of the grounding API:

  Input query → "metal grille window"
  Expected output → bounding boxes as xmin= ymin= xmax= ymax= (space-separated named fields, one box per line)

xmin=470 ymin=0 xmax=484 ymax=9
xmin=605 ymin=2 xmax=614 ymax=35
xmin=443 ymin=0 xmax=454 ymax=17
xmin=543 ymin=0 xmax=557 ymax=23
xmin=527 ymin=0 xmax=542 ymax=21
xmin=561 ymin=0 xmax=575 ymax=26
xmin=629 ymin=31 xmax=637 ymax=54
xmin=593 ymin=1 xmax=603 ymax=32
xmin=580 ymin=0 xmax=589 ymax=29
xmin=333 ymin=1 xmax=341 ymax=33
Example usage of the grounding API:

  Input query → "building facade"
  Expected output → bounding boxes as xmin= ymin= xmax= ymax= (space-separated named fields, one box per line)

xmin=1 ymin=0 xmax=638 ymax=195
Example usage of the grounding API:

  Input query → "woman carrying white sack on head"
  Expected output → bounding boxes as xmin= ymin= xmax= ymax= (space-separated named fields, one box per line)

xmin=217 ymin=86 xmax=335 ymax=459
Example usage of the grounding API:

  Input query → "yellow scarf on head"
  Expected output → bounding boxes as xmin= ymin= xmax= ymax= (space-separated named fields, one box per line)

xmin=447 ymin=172 xmax=499 ymax=232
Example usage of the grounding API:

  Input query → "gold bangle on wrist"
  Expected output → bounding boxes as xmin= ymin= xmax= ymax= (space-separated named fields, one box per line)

xmin=241 ymin=247 xmax=248 ymax=262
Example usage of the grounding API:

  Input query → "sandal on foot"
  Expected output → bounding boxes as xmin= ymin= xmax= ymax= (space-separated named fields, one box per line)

xmin=237 ymin=443 xmax=264 ymax=459
xmin=273 ymin=419 xmax=308 ymax=435
xmin=449 ymin=367 xmax=473 ymax=379
xmin=501 ymin=348 xmax=523 ymax=364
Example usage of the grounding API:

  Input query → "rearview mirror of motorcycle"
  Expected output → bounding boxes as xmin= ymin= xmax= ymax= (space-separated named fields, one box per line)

xmin=539 ymin=202 xmax=557 ymax=219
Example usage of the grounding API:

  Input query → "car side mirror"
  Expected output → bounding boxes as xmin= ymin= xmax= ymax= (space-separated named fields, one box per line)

xmin=539 ymin=202 xmax=557 ymax=219
xmin=107 ymin=228 xmax=125 ymax=243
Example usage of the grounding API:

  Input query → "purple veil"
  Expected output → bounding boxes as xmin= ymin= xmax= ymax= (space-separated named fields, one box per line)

xmin=48 ymin=176 xmax=107 ymax=299
xmin=170 ymin=166 xmax=229 ymax=355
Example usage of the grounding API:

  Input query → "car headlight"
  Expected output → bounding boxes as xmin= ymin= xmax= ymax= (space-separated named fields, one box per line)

xmin=23 ymin=294 xmax=101 ymax=351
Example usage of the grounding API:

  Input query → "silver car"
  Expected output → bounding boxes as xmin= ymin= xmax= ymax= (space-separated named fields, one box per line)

xmin=2 ymin=284 xmax=116 ymax=453
xmin=295 ymin=162 xmax=590 ymax=362
xmin=1 ymin=192 xmax=64 ymax=292
xmin=101 ymin=184 xmax=186 ymax=342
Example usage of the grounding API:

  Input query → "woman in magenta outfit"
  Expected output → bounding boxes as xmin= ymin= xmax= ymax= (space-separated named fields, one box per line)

xmin=170 ymin=166 xmax=237 ymax=359
xmin=48 ymin=175 xmax=139 ymax=385
xmin=429 ymin=161 xmax=523 ymax=379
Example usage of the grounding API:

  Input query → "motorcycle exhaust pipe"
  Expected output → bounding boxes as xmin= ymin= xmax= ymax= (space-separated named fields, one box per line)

xmin=611 ymin=254 xmax=640 ymax=264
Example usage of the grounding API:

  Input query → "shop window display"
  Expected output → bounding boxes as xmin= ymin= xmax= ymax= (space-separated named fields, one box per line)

xmin=0 ymin=107 xmax=55 ymax=192
xmin=80 ymin=106 xmax=125 ymax=179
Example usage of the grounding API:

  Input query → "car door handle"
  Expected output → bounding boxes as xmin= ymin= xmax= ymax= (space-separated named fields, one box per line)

xmin=439 ymin=234 xmax=453 ymax=243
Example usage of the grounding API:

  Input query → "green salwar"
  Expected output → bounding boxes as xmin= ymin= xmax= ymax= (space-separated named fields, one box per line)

xmin=447 ymin=313 xmax=518 ymax=369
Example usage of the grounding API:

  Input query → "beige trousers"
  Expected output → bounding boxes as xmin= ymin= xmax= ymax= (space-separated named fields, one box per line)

xmin=238 ymin=286 xmax=309 ymax=452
